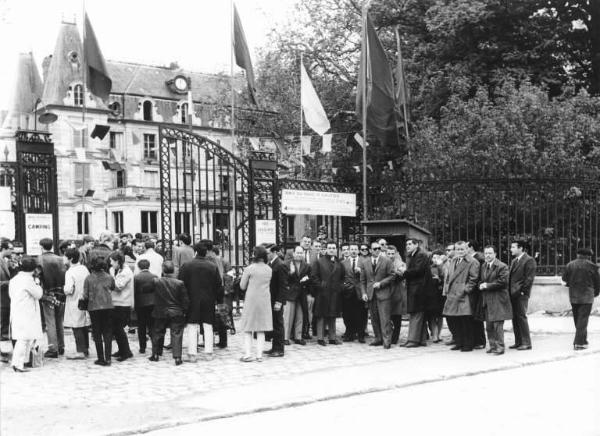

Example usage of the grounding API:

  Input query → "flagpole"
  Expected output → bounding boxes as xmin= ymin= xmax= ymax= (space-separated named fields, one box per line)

xmin=395 ymin=26 xmax=410 ymax=159
xmin=299 ymin=51 xmax=304 ymax=179
xmin=361 ymin=4 xmax=368 ymax=224
xmin=230 ymin=0 xmax=235 ymax=150
xmin=81 ymin=0 xmax=87 ymax=125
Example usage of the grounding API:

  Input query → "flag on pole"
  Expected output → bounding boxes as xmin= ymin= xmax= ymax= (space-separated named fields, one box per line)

xmin=322 ymin=133 xmax=332 ymax=152
xmin=356 ymin=15 xmax=399 ymax=147
xmin=84 ymin=13 xmax=112 ymax=101
xmin=301 ymin=62 xmax=330 ymax=135
xmin=233 ymin=4 xmax=257 ymax=106
xmin=301 ymin=136 xmax=311 ymax=155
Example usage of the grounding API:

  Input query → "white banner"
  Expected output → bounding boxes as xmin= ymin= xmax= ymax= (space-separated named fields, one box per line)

xmin=25 ymin=214 xmax=53 ymax=255
xmin=0 ymin=211 xmax=15 ymax=240
xmin=281 ymin=189 xmax=356 ymax=217
xmin=0 ymin=187 xmax=12 ymax=210
xmin=255 ymin=219 xmax=277 ymax=245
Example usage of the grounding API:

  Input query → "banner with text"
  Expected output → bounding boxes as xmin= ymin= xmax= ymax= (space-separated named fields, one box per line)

xmin=281 ymin=189 xmax=356 ymax=217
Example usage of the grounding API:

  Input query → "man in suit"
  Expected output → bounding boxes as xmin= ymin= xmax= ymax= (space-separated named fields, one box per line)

xmin=311 ymin=241 xmax=345 ymax=346
xmin=38 ymin=238 xmax=66 ymax=358
xmin=508 ymin=240 xmax=536 ymax=350
xmin=360 ymin=241 xmax=395 ymax=348
xmin=0 ymin=239 xmax=13 ymax=362
xmin=442 ymin=244 xmax=458 ymax=345
xmin=342 ymin=243 xmax=367 ymax=343
xmin=442 ymin=241 xmax=480 ymax=352
xmin=400 ymin=239 xmax=435 ymax=348
xmin=265 ymin=244 xmax=289 ymax=357
xmin=284 ymin=246 xmax=311 ymax=345
xmin=479 ymin=245 xmax=512 ymax=355
xmin=466 ymin=240 xmax=486 ymax=349
xmin=562 ymin=248 xmax=600 ymax=350
xmin=133 ymin=259 xmax=157 ymax=354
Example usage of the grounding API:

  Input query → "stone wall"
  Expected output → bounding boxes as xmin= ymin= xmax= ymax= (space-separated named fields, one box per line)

xmin=529 ymin=276 xmax=600 ymax=313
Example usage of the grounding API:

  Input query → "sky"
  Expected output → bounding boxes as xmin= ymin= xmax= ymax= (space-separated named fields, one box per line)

xmin=0 ymin=0 xmax=295 ymax=108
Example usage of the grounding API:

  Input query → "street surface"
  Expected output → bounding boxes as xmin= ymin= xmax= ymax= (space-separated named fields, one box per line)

xmin=0 ymin=314 xmax=599 ymax=435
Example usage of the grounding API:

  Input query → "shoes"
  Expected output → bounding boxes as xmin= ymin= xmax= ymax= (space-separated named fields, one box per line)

xmin=358 ymin=337 xmax=366 ymax=344
xmin=369 ymin=341 xmax=383 ymax=347
xmin=432 ymin=339 xmax=441 ymax=343
xmin=240 ymin=356 xmax=255 ymax=362
xmin=66 ymin=354 xmax=86 ymax=360
xmin=486 ymin=348 xmax=494 ymax=354
xmin=44 ymin=350 xmax=58 ymax=358
xmin=508 ymin=344 xmax=521 ymax=349
xmin=450 ymin=345 xmax=461 ymax=351
xmin=268 ymin=351 xmax=284 ymax=357
xmin=317 ymin=340 xmax=327 ymax=346
xmin=164 ymin=344 xmax=173 ymax=350
xmin=474 ymin=344 xmax=485 ymax=350
xmin=302 ymin=334 xmax=312 ymax=340
xmin=117 ymin=352 xmax=133 ymax=362
xmin=293 ymin=339 xmax=307 ymax=345
xmin=284 ymin=340 xmax=291 ymax=346
xmin=517 ymin=345 xmax=532 ymax=351
xmin=383 ymin=344 xmax=391 ymax=349
xmin=58 ymin=348 xmax=65 ymax=356
xmin=445 ymin=340 xmax=456 ymax=346
xmin=174 ymin=358 xmax=183 ymax=366
xmin=12 ymin=366 xmax=29 ymax=372
xmin=217 ymin=343 xmax=227 ymax=349
xmin=111 ymin=352 xmax=121 ymax=358
xmin=139 ymin=348 xmax=146 ymax=354
xmin=148 ymin=354 xmax=159 ymax=362
xmin=491 ymin=349 xmax=505 ymax=355
xmin=264 ymin=349 xmax=274 ymax=355
xmin=24 ymin=362 xmax=32 ymax=368
xmin=405 ymin=342 xmax=420 ymax=348
xmin=461 ymin=348 xmax=473 ymax=352
xmin=329 ymin=339 xmax=342 ymax=345
xmin=94 ymin=359 xmax=110 ymax=366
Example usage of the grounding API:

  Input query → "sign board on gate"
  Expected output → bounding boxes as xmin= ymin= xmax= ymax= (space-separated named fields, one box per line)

xmin=255 ymin=219 xmax=277 ymax=245
xmin=0 ymin=211 xmax=15 ymax=240
xmin=25 ymin=214 xmax=53 ymax=255
xmin=281 ymin=189 xmax=356 ymax=217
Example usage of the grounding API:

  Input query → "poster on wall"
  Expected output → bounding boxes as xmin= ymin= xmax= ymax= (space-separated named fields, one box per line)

xmin=255 ymin=219 xmax=276 ymax=245
xmin=281 ymin=189 xmax=356 ymax=217
xmin=25 ymin=213 xmax=53 ymax=255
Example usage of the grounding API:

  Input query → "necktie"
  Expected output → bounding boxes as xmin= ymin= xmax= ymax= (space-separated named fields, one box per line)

xmin=372 ymin=258 xmax=376 ymax=270
xmin=352 ymin=259 xmax=356 ymax=270
xmin=305 ymin=250 xmax=310 ymax=263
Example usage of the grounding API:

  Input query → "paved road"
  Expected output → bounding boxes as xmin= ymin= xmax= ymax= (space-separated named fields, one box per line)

xmin=149 ymin=353 xmax=600 ymax=436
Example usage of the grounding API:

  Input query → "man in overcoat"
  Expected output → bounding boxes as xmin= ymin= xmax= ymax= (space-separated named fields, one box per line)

xmin=467 ymin=240 xmax=486 ymax=349
xmin=442 ymin=241 xmax=480 ymax=352
xmin=401 ymin=239 xmax=434 ymax=348
xmin=508 ymin=240 xmax=536 ymax=350
xmin=311 ymin=241 xmax=345 ymax=346
xmin=562 ymin=248 xmax=600 ymax=350
xmin=478 ymin=245 xmax=512 ymax=354
xmin=284 ymin=246 xmax=311 ymax=345
xmin=342 ymin=244 xmax=368 ymax=343
xmin=178 ymin=241 xmax=223 ymax=362
xmin=360 ymin=241 xmax=395 ymax=348
xmin=265 ymin=244 xmax=289 ymax=357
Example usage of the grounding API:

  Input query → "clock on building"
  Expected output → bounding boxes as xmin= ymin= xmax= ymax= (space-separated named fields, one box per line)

xmin=167 ymin=75 xmax=190 ymax=94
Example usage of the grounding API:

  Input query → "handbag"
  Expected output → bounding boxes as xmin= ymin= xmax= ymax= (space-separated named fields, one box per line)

xmin=215 ymin=303 xmax=233 ymax=330
xmin=78 ymin=298 xmax=89 ymax=311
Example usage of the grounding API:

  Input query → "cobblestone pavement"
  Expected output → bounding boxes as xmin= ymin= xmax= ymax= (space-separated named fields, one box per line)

xmin=1 ymin=315 xmax=599 ymax=436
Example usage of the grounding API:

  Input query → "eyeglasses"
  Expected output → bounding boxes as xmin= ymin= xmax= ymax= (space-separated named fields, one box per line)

xmin=372 ymin=247 xmax=381 ymax=250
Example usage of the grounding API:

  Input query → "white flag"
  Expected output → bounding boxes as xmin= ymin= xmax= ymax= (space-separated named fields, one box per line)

xmin=354 ymin=133 xmax=368 ymax=148
xmin=301 ymin=136 xmax=312 ymax=155
xmin=301 ymin=62 xmax=330 ymax=136
xmin=322 ymin=133 xmax=332 ymax=153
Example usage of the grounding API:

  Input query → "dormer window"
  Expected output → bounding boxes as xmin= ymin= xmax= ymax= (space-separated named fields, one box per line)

xmin=73 ymin=84 xmax=84 ymax=106
xmin=143 ymin=100 xmax=153 ymax=121
xmin=181 ymin=103 xmax=188 ymax=124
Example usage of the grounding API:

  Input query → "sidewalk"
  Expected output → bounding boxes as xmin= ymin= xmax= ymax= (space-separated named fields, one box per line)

xmin=1 ymin=314 xmax=598 ymax=436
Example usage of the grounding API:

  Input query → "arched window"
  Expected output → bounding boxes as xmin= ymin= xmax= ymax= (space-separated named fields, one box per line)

xmin=180 ymin=103 xmax=188 ymax=124
xmin=143 ymin=100 xmax=153 ymax=121
xmin=73 ymin=84 xmax=84 ymax=106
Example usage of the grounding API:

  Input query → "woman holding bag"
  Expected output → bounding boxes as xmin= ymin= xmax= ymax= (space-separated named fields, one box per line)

xmin=9 ymin=256 xmax=43 ymax=372
xmin=63 ymin=248 xmax=91 ymax=359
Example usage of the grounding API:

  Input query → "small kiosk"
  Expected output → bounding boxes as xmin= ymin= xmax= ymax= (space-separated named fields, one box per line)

xmin=361 ymin=219 xmax=432 ymax=254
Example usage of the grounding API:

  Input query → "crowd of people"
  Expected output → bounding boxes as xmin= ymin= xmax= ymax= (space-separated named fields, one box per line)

xmin=0 ymin=231 xmax=598 ymax=371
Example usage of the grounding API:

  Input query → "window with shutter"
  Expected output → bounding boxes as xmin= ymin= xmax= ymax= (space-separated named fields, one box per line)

xmin=74 ymin=163 xmax=91 ymax=195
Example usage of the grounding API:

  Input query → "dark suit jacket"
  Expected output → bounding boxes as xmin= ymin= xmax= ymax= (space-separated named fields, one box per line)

xmin=179 ymin=256 xmax=223 ymax=324
xmin=38 ymin=252 xmax=66 ymax=292
xmin=479 ymin=259 xmax=512 ymax=321
xmin=285 ymin=259 xmax=311 ymax=302
xmin=508 ymin=253 xmax=537 ymax=298
xmin=342 ymin=257 xmax=363 ymax=300
xmin=134 ymin=270 xmax=157 ymax=308
xmin=403 ymin=247 xmax=435 ymax=313
xmin=311 ymin=256 xmax=345 ymax=317
xmin=359 ymin=256 xmax=395 ymax=301
xmin=152 ymin=276 xmax=189 ymax=318
xmin=562 ymin=257 xmax=600 ymax=304
xmin=0 ymin=258 xmax=10 ymax=308
xmin=269 ymin=257 xmax=289 ymax=305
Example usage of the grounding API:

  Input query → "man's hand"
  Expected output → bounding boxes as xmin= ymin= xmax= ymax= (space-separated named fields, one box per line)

xmin=300 ymin=276 xmax=309 ymax=283
xmin=479 ymin=283 xmax=487 ymax=290
xmin=373 ymin=282 xmax=381 ymax=289
xmin=274 ymin=302 xmax=282 ymax=311
xmin=361 ymin=294 xmax=368 ymax=302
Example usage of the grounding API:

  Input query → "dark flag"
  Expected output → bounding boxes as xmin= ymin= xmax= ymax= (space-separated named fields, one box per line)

xmin=356 ymin=15 xmax=399 ymax=147
xmin=84 ymin=13 xmax=112 ymax=101
xmin=233 ymin=4 xmax=257 ymax=106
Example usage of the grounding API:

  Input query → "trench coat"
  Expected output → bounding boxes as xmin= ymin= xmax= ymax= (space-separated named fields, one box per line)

xmin=63 ymin=264 xmax=91 ymax=328
xmin=403 ymin=247 xmax=435 ymax=314
xmin=178 ymin=256 xmax=223 ymax=325
xmin=311 ymin=256 xmax=345 ymax=318
xmin=443 ymin=255 xmax=480 ymax=317
xmin=239 ymin=262 xmax=273 ymax=332
xmin=8 ymin=272 xmax=43 ymax=340
xmin=479 ymin=259 xmax=513 ymax=321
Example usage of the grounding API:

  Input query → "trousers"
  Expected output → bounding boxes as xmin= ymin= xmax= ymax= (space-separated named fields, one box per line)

xmin=485 ymin=320 xmax=505 ymax=351
xmin=135 ymin=305 xmax=154 ymax=352
xmin=283 ymin=300 xmax=304 ymax=340
xmin=452 ymin=315 xmax=474 ymax=350
xmin=11 ymin=339 xmax=33 ymax=370
xmin=271 ymin=306 xmax=285 ymax=351
xmin=42 ymin=302 xmax=65 ymax=352
xmin=316 ymin=317 xmax=337 ymax=341
xmin=510 ymin=295 xmax=531 ymax=347
xmin=572 ymin=303 xmax=592 ymax=346
xmin=90 ymin=309 xmax=113 ymax=362
xmin=72 ymin=327 xmax=89 ymax=354
xmin=152 ymin=315 xmax=185 ymax=358
xmin=370 ymin=298 xmax=392 ymax=345
xmin=112 ymin=306 xmax=132 ymax=355
xmin=407 ymin=311 xmax=427 ymax=345
xmin=186 ymin=323 xmax=213 ymax=355
xmin=303 ymin=294 xmax=315 ymax=337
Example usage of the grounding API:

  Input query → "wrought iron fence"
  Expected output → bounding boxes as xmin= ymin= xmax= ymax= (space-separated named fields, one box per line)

xmin=368 ymin=178 xmax=600 ymax=275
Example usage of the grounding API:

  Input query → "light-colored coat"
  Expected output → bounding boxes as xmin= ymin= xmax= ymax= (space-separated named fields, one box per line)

xmin=443 ymin=255 xmax=479 ymax=316
xmin=9 ymin=272 xmax=43 ymax=340
xmin=134 ymin=248 xmax=164 ymax=277
xmin=110 ymin=265 xmax=134 ymax=307
xmin=64 ymin=264 xmax=91 ymax=327
xmin=239 ymin=262 xmax=273 ymax=332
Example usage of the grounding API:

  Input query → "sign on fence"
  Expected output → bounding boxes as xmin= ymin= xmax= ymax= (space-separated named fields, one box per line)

xmin=255 ymin=219 xmax=277 ymax=245
xmin=281 ymin=189 xmax=356 ymax=217
xmin=25 ymin=214 xmax=53 ymax=255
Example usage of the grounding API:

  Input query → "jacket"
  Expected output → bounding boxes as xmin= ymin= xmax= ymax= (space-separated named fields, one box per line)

xmin=152 ymin=276 xmax=189 ymax=318
xmin=562 ymin=257 xmax=600 ymax=304
xmin=83 ymin=271 xmax=115 ymax=312
xmin=8 ymin=272 xmax=43 ymax=340
xmin=285 ymin=259 xmax=311 ymax=302
xmin=110 ymin=265 xmax=134 ymax=307
xmin=311 ymin=255 xmax=344 ymax=318
xmin=359 ymin=255 xmax=395 ymax=301
xmin=134 ymin=248 xmax=164 ymax=277
xmin=173 ymin=245 xmax=194 ymax=276
xmin=443 ymin=255 xmax=480 ymax=316
xmin=134 ymin=270 xmax=157 ymax=308
xmin=63 ymin=264 xmax=91 ymax=328
xmin=38 ymin=251 xmax=66 ymax=292
xmin=508 ymin=253 xmax=537 ymax=298
xmin=403 ymin=247 xmax=435 ymax=313
xmin=342 ymin=257 xmax=363 ymax=300
xmin=479 ymin=259 xmax=513 ymax=321
xmin=86 ymin=244 xmax=113 ymax=271
xmin=179 ymin=256 xmax=223 ymax=324
xmin=268 ymin=257 xmax=289 ymax=305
